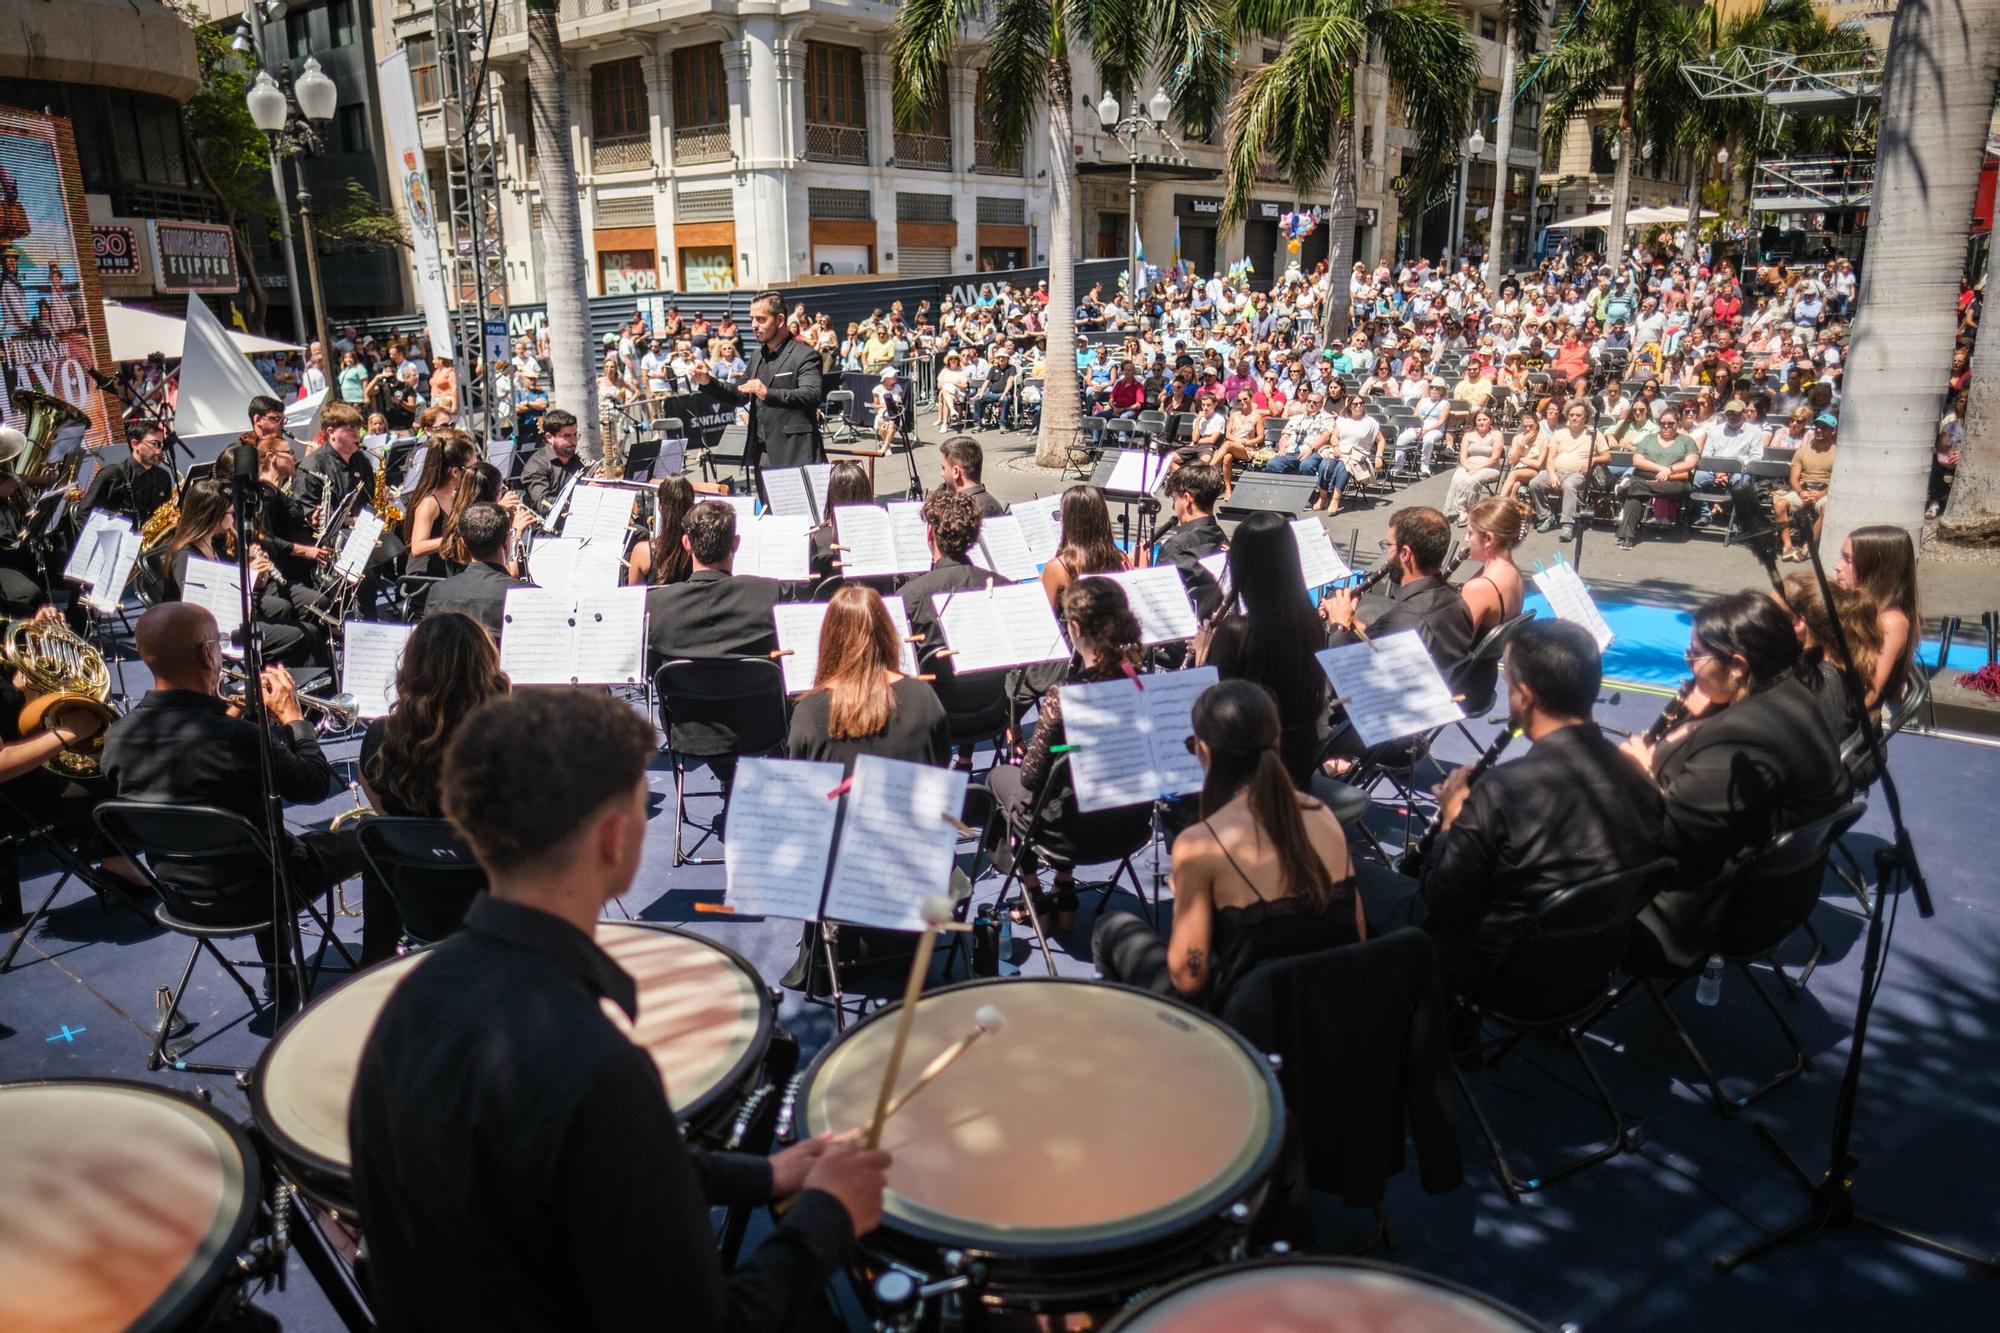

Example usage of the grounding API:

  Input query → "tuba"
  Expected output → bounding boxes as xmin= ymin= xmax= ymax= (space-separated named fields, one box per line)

xmin=2 ymin=617 xmax=118 ymax=777
xmin=0 ymin=388 xmax=89 ymax=489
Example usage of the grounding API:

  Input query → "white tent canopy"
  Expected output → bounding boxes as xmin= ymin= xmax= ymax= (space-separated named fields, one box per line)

xmin=1545 ymin=206 xmax=1720 ymax=230
xmin=104 ymin=300 xmax=298 ymax=362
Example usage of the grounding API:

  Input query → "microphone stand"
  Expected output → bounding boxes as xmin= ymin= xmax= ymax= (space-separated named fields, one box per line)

xmin=223 ymin=443 xmax=310 ymax=1020
xmin=89 ymin=366 xmax=191 ymax=483
xmin=1714 ymin=507 xmax=1993 ymax=1274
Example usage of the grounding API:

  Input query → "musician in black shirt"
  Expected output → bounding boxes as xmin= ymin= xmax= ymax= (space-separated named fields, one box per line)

xmin=78 ymin=422 xmax=174 ymax=524
xmin=350 ymin=689 xmax=887 ymax=1331
xmin=518 ymin=407 xmax=586 ymax=515
xmin=1147 ymin=462 xmax=1226 ymax=614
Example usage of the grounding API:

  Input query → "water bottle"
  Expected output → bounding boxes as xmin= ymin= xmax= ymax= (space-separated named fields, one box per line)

xmin=997 ymin=909 xmax=1018 ymax=976
xmin=1696 ymin=955 xmax=1724 ymax=1007
xmin=970 ymin=904 xmax=1000 ymax=978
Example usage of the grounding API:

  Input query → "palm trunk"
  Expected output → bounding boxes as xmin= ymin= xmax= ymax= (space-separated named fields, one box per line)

xmin=1033 ymin=55 xmax=1081 ymax=468
xmin=1483 ymin=17 xmax=1519 ymax=290
xmin=526 ymin=2 xmax=599 ymax=453
xmin=1939 ymin=281 xmax=2000 ymax=542
xmin=1682 ymin=157 xmax=1705 ymax=262
xmin=1318 ymin=99 xmax=1357 ymax=347
xmin=1605 ymin=86 xmax=1635 ymax=262
xmin=1830 ymin=0 xmax=2000 ymax=549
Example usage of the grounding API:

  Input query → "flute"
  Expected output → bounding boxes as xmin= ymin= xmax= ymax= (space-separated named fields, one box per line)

xmin=1395 ymin=723 xmax=1516 ymax=875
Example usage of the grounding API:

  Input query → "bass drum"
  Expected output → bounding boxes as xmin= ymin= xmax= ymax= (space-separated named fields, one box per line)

xmin=251 ymin=921 xmax=776 ymax=1220
xmin=1102 ymin=1255 xmax=1552 ymax=1332
xmin=793 ymin=977 xmax=1283 ymax=1326
xmin=0 ymin=1078 xmax=263 ymax=1331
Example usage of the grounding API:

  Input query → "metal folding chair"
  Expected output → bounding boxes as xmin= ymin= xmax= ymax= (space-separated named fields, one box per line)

xmin=654 ymin=658 xmax=790 ymax=865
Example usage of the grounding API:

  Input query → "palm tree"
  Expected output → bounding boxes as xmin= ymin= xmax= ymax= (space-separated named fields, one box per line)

xmin=1223 ymin=1 xmax=1479 ymax=345
xmin=891 ymin=0 xmax=1231 ymax=467
xmin=1482 ymin=2 xmax=1548 ymax=290
xmin=525 ymin=0 xmax=598 ymax=453
xmin=1836 ymin=0 xmax=2000 ymax=547
xmin=1528 ymin=0 xmax=1693 ymax=263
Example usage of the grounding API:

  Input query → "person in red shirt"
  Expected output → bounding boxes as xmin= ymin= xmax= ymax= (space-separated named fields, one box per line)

xmin=1712 ymin=289 xmax=1741 ymax=325
xmin=1109 ymin=365 xmax=1145 ymax=419
xmin=1552 ymin=331 xmax=1589 ymax=383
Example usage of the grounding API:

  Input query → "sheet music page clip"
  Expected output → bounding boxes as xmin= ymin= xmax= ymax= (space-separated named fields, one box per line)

xmin=826 ymin=777 xmax=853 ymax=799
xmin=1119 ymin=661 xmax=1145 ymax=691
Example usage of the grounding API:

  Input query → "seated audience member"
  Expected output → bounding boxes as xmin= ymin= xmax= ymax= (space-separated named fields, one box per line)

xmin=1444 ymin=408 xmax=1507 ymax=524
xmin=1525 ymin=399 xmax=1609 ymax=540
xmin=1613 ymin=406 xmax=1698 ymax=549
xmin=1777 ymin=569 xmax=1881 ymax=746
xmin=1201 ymin=512 xmax=1330 ymax=787
xmin=788 ymin=586 xmax=948 ymax=770
xmin=1771 ymin=412 xmax=1836 ymax=563
xmin=356 ymin=612 xmax=510 ymax=962
xmin=103 ymin=603 xmax=363 ymax=1000
xmin=1834 ymin=523 xmax=1919 ymax=709
xmin=938 ymin=436 xmax=1006 ymax=517
xmin=1094 ymin=680 xmax=1364 ymax=1010
xmin=1621 ymin=591 xmax=1846 ymax=972
xmin=425 ymin=503 xmax=528 ymax=641
xmin=350 ymin=689 xmax=888 ymax=1330
xmin=1359 ymin=621 xmax=1666 ymax=1000
xmin=646 ymin=499 xmax=786 ymax=671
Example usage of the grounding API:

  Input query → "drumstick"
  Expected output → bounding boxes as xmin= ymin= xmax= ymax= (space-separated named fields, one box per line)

xmin=880 ymin=1005 xmax=1005 ymax=1123
xmin=863 ymin=894 xmax=953 ymax=1150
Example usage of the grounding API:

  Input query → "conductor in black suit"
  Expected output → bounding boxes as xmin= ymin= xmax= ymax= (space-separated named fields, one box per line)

xmin=687 ymin=290 xmax=824 ymax=491
xmin=645 ymin=500 xmax=786 ymax=674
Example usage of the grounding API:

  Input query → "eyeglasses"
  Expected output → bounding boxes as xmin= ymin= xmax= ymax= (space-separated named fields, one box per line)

xmin=1683 ymin=647 xmax=1720 ymax=667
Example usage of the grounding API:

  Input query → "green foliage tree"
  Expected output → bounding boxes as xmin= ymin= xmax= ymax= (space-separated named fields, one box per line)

xmin=182 ymin=22 xmax=276 ymax=331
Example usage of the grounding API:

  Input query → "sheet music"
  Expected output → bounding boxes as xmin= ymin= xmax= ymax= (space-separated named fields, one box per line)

xmin=1197 ymin=551 xmax=1232 ymax=599
xmin=63 ymin=512 xmax=127 ymax=587
xmin=734 ymin=514 xmax=812 ymax=581
xmin=1104 ymin=448 xmax=1169 ymax=495
xmin=831 ymin=504 xmax=927 ymax=578
xmin=570 ymin=586 xmax=648 ymax=683
xmin=1010 ymin=493 xmax=1064 ymax=564
xmin=1059 ymin=665 xmax=1217 ymax=812
xmin=333 ymin=509 xmax=386 ymax=582
xmin=81 ymin=528 xmax=143 ymax=615
xmin=1089 ymin=567 xmax=1200 ymax=644
xmin=771 ymin=599 xmax=919 ymax=694
xmin=546 ymin=469 xmax=585 ymax=530
xmin=526 ymin=536 xmax=622 ymax=600
xmin=714 ymin=494 xmax=759 ymax=525
xmin=497 ymin=589 xmax=578 ymax=683
xmin=1316 ymin=630 xmax=1465 ymax=747
xmin=761 ymin=467 xmax=813 ymax=519
xmin=972 ymin=512 xmax=1040 ymax=583
xmin=565 ymin=483 xmax=637 ymax=547
xmin=655 ymin=436 xmax=688 ymax=477
xmin=823 ymin=755 xmax=969 ymax=931
xmin=342 ymin=621 xmax=414 ymax=719
xmin=888 ymin=500 xmax=930 ymax=569
xmin=933 ymin=582 xmax=1068 ymax=673
xmin=1533 ymin=557 xmax=1614 ymax=649
xmin=723 ymin=757 xmax=845 ymax=920
xmin=180 ymin=557 xmax=244 ymax=657
xmin=1291 ymin=518 xmax=1354 ymax=590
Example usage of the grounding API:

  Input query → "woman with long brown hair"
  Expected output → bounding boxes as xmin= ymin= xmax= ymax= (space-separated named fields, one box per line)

xmin=156 ymin=475 xmax=313 ymax=662
xmin=809 ymin=461 xmax=876 ymax=586
xmin=1835 ymin=523 xmax=1920 ymax=708
xmin=357 ymin=612 xmax=510 ymax=961
xmin=438 ymin=461 xmax=531 ymax=574
xmin=1038 ymin=483 xmax=1127 ymax=608
xmin=1093 ymin=679 xmax=1362 ymax=1006
xmin=786 ymin=586 xmax=947 ymax=770
xmin=402 ymin=430 xmax=479 ymax=578
xmin=626 ymin=474 xmax=697 ymax=587
xmin=1778 ymin=569 xmax=1881 ymax=743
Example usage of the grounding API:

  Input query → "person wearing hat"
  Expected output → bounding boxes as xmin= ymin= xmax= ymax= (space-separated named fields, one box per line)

xmin=1394 ymin=378 xmax=1453 ymax=477
xmin=1690 ymin=398 xmax=1765 ymax=528
xmin=1772 ymin=413 xmax=1837 ymax=560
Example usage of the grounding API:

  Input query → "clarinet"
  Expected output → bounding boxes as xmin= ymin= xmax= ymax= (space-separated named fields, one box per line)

xmin=1350 ymin=546 xmax=1468 ymax=598
xmin=1396 ymin=723 xmax=1517 ymax=875
xmin=1641 ymin=679 xmax=1698 ymax=747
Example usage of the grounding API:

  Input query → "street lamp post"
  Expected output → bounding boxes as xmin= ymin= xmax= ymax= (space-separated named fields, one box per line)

xmin=1096 ymin=88 xmax=1172 ymax=317
xmin=1451 ymin=129 xmax=1486 ymax=261
xmin=247 ymin=57 xmax=338 ymax=372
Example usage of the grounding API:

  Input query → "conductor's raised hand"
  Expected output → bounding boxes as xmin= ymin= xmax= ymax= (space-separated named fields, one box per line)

xmin=688 ymin=360 xmax=712 ymax=385
xmin=802 ymin=1138 xmax=892 ymax=1236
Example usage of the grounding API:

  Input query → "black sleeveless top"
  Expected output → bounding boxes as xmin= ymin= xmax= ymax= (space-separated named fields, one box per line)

xmin=1200 ymin=817 xmax=1361 ymax=1007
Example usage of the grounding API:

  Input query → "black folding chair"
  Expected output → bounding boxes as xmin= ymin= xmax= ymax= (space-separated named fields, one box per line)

xmin=94 ymin=800 xmax=358 ymax=1076
xmin=1458 ymin=856 xmax=1678 ymax=1203
xmin=355 ymin=817 xmax=487 ymax=950
xmin=920 ymin=641 xmax=1012 ymax=775
xmin=654 ymin=658 xmax=790 ymax=865
xmin=1065 ymin=417 xmax=1108 ymax=481
xmin=1606 ymin=804 xmax=1865 ymax=1117
xmin=1446 ymin=610 xmax=1536 ymax=751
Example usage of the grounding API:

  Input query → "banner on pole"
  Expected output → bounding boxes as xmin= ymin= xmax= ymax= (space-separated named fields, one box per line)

xmin=376 ymin=49 xmax=456 ymax=362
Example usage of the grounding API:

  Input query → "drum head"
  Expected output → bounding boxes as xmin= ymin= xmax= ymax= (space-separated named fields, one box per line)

xmin=798 ymin=978 xmax=1279 ymax=1254
xmin=0 ymin=1079 xmax=260 ymax=1332
xmin=252 ymin=922 xmax=771 ymax=1208
xmin=1103 ymin=1257 xmax=1550 ymax=1332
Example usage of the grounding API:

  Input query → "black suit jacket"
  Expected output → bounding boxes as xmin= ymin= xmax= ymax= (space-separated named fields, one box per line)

xmin=1153 ymin=514 xmax=1226 ymax=613
xmin=296 ymin=444 xmax=374 ymax=517
xmin=425 ymin=561 xmax=525 ymax=641
xmin=646 ymin=568 xmax=785 ymax=673
xmin=518 ymin=446 xmax=584 ymax=515
xmin=1638 ymin=675 xmax=1844 ymax=969
xmin=1331 ymin=572 xmax=1475 ymax=671
xmin=79 ymin=458 xmax=174 ymax=524
xmin=692 ymin=335 xmax=824 ymax=470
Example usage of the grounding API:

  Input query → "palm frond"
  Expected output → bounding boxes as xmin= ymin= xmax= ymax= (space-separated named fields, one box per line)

xmin=1526 ymin=37 xmax=1615 ymax=158
xmin=1233 ymin=0 xmax=1317 ymax=42
xmin=1152 ymin=0 xmax=1235 ymax=142
xmin=889 ymin=0 xmax=977 ymax=134
xmin=1507 ymin=0 xmax=1549 ymax=59
xmin=1073 ymin=0 xmax=1149 ymax=107
xmin=1220 ymin=61 xmax=1303 ymax=226
xmin=978 ymin=0 xmax=1057 ymax=156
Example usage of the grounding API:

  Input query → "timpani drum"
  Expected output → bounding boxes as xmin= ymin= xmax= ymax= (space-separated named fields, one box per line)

xmin=793 ymin=977 xmax=1284 ymax=1325
xmin=250 ymin=921 xmax=775 ymax=1220
xmin=0 ymin=1078 xmax=263 ymax=1332
xmin=1101 ymin=1256 xmax=1552 ymax=1332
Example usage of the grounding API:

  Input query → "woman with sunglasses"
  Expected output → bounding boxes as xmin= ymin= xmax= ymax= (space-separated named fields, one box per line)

xmin=1620 ymin=590 xmax=1846 ymax=972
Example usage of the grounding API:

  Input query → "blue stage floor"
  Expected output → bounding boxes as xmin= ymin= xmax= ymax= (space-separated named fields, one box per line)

xmin=2 ymin=666 xmax=1995 ymax=1329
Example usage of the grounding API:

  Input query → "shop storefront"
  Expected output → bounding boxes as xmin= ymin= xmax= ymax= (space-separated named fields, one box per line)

xmin=1174 ymin=193 xmax=1222 ymax=277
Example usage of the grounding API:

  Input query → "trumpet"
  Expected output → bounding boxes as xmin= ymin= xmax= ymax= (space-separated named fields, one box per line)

xmin=221 ymin=667 xmax=362 ymax=731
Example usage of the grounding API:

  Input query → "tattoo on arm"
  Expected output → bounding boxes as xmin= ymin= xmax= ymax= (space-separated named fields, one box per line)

xmin=1185 ymin=947 xmax=1204 ymax=979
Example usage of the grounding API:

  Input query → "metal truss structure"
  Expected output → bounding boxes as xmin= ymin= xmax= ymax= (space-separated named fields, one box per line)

xmin=1680 ymin=45 xmax=1883 ymax=215
xmin=436 ymin=0 xmax=510 ymax=432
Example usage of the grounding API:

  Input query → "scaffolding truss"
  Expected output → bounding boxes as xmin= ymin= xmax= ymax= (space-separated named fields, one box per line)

xmin=436 ymin=0 xmax=510 ymax=432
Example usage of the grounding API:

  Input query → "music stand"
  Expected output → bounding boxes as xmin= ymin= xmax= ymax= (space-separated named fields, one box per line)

xmin=622 ymin=438 xmax=665 ymax=483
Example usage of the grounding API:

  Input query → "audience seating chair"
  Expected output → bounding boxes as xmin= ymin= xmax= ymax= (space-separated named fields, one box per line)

xmin=654 ymin=657 xmax=790 ymax=866
xmin=355 ymin=817 xmax=488 ymax=951
xmin=1065 ymin=417 xmax=1108 ymax=481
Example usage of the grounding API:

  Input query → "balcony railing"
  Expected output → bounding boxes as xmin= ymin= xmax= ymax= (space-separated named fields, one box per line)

xmin=892 ymin=131 xmax=951 ymax=172
xmin=673 ymin=122 xmax=732 ymax=165
xmin=973 ymin=138 xmax=1022 ymax=176
xmin=805 ymin=122 xmax=869 ymax=165
xmin=592 ymin=133 xmax=652 ymax=174
xmin=493 ymin=0 xmax=622 ymax=37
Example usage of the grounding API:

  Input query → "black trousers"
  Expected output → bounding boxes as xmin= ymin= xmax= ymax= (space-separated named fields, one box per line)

xmin=166 ymin=828 xmax=367 ymax=970
xmin=1616 ymin=477 xmax=1692 ymax=543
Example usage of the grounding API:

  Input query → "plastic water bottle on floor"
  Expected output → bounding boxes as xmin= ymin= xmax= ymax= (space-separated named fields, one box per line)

xmin=1697 ymin=955 xmax=1724 ymax=1006
xmin=998 ymin=909 xmax=1018 ymax=976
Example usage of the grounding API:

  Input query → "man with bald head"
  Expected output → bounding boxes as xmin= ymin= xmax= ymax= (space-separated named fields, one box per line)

xmin=103 ymin=604 xmax=364 ymax=999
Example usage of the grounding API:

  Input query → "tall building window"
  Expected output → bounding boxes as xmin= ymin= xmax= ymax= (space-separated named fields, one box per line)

xmin=806 ymin=42 xmax=865 ymax=125
xmin=591 ymin=58 xmax=649 ymax=140
xmin=672 ymin=44 xmax=726 ymax=127
xmin=286 ymin=11 xmax=312 ymax=60
xmin=331 ymin=0 xmax=358 ymax=47
xmin=406 ymin=36 xmax=440 ymax=108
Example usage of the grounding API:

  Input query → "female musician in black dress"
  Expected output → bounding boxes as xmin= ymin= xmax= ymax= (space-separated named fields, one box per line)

xmin=809 ymin=461 xmax=877 ymax=587
xmin=787 ymin=586 xmax=947 ymax=770
xmin=1199 ymin=510 xmax=1329 ymax=786
xmin=401 ymin=431 xmax=479 ymax=578
xmin=157 ymin=477 xmax=314 ymax=664
xmin=356 ymin=612 xmax=510 ymax=961
xmin=1093 ymin=679 xmax=1362 ymax=1008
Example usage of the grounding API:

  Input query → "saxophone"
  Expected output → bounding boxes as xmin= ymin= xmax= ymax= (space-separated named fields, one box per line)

xmin=139 ymin=495 xmax=181 ymax=555
xmin=371 ymin=458 xmax=404 ymax=527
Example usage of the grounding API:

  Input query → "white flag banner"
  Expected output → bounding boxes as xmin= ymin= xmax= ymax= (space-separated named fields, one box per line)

xmin=376 ymin=49 xmax=455 ymax=362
